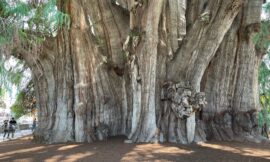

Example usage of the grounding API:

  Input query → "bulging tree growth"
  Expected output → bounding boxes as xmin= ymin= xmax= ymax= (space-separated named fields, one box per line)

xmin=0 ymin=0 xmax=268 ymax=144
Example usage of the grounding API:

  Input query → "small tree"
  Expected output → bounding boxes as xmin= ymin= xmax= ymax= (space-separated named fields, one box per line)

xmin=11 ymin=82 xmax=36 ymax=119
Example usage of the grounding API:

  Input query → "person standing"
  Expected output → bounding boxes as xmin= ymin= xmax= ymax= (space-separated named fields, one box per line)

xmin=32 ymin=118 xmax=36 ymax=132
xmin=7 ymin=117 xmax=17 ymax=138
xmin=2 ymin=120 xmax=9 ymax=139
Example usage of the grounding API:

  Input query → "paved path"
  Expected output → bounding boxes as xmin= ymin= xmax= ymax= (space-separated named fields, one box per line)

xmin=0 ymin=130 xmax=32 ymax=142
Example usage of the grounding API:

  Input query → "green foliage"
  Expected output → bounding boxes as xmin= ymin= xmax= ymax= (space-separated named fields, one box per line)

xmin=0 ymin=87 xmax=5 ymax=96
xmin=258 ymin=61 xmax=270 ymax=136
xmin=0 ymin=1 xmax=70 ymax=96
xmin=254 ymin=2 xmax=270 ymax=55
xmin=11 ymin=82 xmax=36 ymax=119
xmin=0 ymin=55 xmax=26 ymax=97
xmin=253 ymin=22 xmax=270 ymax=52
xmin=9 ymin=71 xmax=22 ymax=85
xmin=257 ymin=2 xmax=270 ymax=137
xmin=258 ymin=94 xmax=270 ymax=128
xmin=258 ymin=110 xmax=270 ymax=130
xmin=0 ymin=0 xmax=70 ymax=45
xmin=263 ymin=2 xmax=270 ymax=12
xmin=11 ymin=92 xmax=26 ymax=119
xmin=0 ymin=0 xmax=70 ymax=96
xmin=3 ymin=1 xmax=31 ymax=17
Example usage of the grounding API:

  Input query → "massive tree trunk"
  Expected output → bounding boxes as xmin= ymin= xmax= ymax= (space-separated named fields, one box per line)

xmin=19 ymin=0 xmax=266 ymax=144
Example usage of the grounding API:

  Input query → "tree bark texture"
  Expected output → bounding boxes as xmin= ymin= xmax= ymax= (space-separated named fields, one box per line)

xmin=19 ymin=0 xmax=267 ymax=144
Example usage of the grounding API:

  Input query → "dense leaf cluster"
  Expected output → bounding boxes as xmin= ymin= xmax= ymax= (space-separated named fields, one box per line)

xmin=11 ymin=81 xmax=36 ymax=119
xmin=0 ymin=0 xmax=70 ymax=44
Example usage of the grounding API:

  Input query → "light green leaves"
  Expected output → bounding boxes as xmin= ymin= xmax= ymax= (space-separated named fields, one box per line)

xmin=0 ymin=0 xmax=70 ymax=45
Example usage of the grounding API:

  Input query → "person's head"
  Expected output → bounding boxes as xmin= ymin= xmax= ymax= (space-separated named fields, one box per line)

xmin=11 ymin=117 xmax=14 ymax=120
xmin=4 ymin=120 xmax=8 ymax=124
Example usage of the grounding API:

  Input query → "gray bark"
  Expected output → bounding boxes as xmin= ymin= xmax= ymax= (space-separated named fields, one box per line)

xmin=16 ymin=0 xmax=266 ymax=144
xmin=202 ymin=0 xmax=264 ymax=142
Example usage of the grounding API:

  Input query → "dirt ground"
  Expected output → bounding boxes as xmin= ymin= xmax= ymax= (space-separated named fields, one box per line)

xmin=0 ymin=136 xmax=269 ymax=162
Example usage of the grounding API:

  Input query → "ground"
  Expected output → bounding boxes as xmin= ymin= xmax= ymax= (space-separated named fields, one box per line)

xmin=0 ymin=135 xmax=269 ymax=162
xmin=0 ymin=130 xmax=32 ymax=142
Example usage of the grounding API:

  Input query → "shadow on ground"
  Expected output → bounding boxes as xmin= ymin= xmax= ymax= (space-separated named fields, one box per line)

xmin=0 ymin=135 xmax=269 ymax=162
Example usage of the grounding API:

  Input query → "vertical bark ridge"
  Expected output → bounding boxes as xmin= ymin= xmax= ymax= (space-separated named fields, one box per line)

xmin=167 ymin=0 xmax=244 ymax=89
xmin=129 ymin=0 xmax=164 ymax=142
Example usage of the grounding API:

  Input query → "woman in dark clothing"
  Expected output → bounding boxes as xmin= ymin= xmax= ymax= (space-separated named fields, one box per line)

xmin=8 ymin=117 xmax=17 ymax=138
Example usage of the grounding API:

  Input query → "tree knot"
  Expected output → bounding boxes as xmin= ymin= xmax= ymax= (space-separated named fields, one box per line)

xmin=161 ymin=81 xmax=207 ymax=119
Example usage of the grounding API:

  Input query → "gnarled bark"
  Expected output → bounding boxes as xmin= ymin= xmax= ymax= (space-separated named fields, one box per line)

xmin=17 ymin=0 xmax=267 ymax=144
